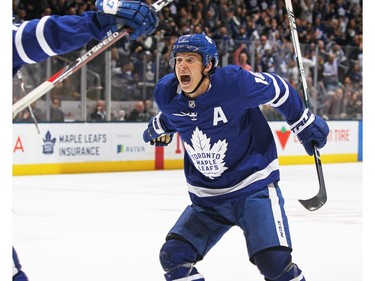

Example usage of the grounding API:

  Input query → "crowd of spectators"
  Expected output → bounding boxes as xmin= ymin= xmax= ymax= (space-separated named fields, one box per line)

xmin=13 ymin=0 xmax=362 ymax=122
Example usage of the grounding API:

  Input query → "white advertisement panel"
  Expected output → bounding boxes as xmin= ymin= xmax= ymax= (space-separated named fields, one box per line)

xmin=13 ymin=120 xmax=359 ymax=173
xmin=13 ymin=123 xmax=154 ymax=164
xmin=269 ymin=121 xmax=358 ymax=155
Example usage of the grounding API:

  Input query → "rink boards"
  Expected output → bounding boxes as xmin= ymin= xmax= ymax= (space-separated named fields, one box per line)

xmin=13 ymin=121 xmax=361 ymax=175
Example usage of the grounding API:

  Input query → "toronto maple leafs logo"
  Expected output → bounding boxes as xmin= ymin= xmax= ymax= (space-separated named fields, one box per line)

xmin=184 ymin=127 xmax=228 ymax=179
xmin=42 ymin=130 xmax=56 ymax=155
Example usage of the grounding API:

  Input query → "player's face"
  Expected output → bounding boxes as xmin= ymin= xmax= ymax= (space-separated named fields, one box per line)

xmin=173 ymin=52 xmax=204 ymax=92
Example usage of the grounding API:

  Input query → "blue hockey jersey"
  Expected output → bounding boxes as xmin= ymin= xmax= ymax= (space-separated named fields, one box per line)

xmin=153 ymin=65 xmax=306 ymax=207
xmin=12 ymin=11 xmax=110 ymax=75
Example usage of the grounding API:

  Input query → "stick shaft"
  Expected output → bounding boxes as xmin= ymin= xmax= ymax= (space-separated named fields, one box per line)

xmin=285 ymin=0 xmax=310 ymax=107
xmin=285 ymin=0 xmax=327 ymax=211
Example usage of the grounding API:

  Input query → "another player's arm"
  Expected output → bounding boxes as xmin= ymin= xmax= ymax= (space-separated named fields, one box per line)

xmin=13 ymin=0 xmax=158 ymax=70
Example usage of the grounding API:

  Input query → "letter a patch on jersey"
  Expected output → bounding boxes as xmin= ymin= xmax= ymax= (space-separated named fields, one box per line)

xmin=213 ymin=107 xmax=228 ymax=126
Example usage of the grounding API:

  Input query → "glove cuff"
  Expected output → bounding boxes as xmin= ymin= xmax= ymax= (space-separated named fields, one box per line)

xmin=290 ymin=108 xmax=315 ymax=135
xmin=151 ymin=112 xmax=166 ymax=135
xmin=96 ymin=0 xmax=119 ymax=14
xmin=143 ymin=112 xmax=166 ymax=143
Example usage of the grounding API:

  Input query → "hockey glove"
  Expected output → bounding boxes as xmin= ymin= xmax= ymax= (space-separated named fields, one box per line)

xmin=95 ymin=0 xmax=159 ymax=39
xmin=290 ymin=109 xmax=329 ymax=156
xmin=150 ymin=134 xmax=174 ymax=146
xmin=143 ymin=112 xmax=175 ymax=146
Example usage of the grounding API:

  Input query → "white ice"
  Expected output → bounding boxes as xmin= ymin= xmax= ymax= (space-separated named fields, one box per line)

xmin=13 ymin=163 xmax=363 ymax=281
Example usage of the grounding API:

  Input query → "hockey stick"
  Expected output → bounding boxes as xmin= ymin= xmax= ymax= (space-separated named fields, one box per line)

xmin=285 ymin=0 xmax=327 ymax=211
xmin=16 ymin=71 xmax=41 ymax=134
xmin=12 ymin=0 xmax=174 ymax=119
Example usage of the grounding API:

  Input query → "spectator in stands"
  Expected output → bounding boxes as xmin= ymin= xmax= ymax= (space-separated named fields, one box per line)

xmin=213 ymin=26 xmax=235 ymax=57
xmin=116 ymin=109 xmax=127 ymax=121
xmin=14 ymin=109 xmax=34 ymax=123
xmin=346 ymin=90 xmax=362 ymax=120
xmin=111 ymin=60 xmax=139 ymax=100
xmin=288 ymin=59 xmax=299 ymax=89
xmin=302 ymin=47 xmax=317 ymax=81
xmin=30 ymin=101 xmax=44 ymax=121
xmin=144 ymin=99 xmax=158 ymax=116
xmin=13 ymin=5 xmax=27 ymax=23
xmin=328 ymin=86 xmax=345 ymax=119
xmin=260 ymin=48 xmax=276 ymax=73
xmin=233 ymin=43 xmax=252 ymax=71
xmin=330 ymin=43 xmax=348 ymax=80
xmin=127 ymin=100 xmax=150 ymax=122
xmin=90 ymin=99 xmax=107 ymax=122
xmin=13 ymin=101 xmax=43 ymax=123
xmin=347 ymin=60 xmax=362 ymax=86
xmin=51 ymin=77 xmax=80 ymax=100
xmin=301 ymin=0 xmax=315 ymax=24
xmin=136 ymin=51 xmax=157 ymax=100
xmin=160 ymin=36 xmax=177 ymax=76
xmin=256 ymin=34 xmax=272 ymax=57
xmin=203 ymin=8 xmax=217 ymax=36
xmin=50 ymin=97 xmax=65 ymax=122
xmin=322 ymin=53 xmax=340 ymax=91
xmin=13 ymin=0 xmax=363 ymax=123
xmin=234 ymin=25 xmax=251 ymax=43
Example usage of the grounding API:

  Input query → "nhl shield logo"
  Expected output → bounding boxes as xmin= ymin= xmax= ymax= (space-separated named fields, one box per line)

xmin=189 ymin=101 xmax=196 ymax=108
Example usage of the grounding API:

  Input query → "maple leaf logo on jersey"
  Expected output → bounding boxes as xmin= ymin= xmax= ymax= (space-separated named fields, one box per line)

xmin=184 ymin=127 xmax=228 ymax=179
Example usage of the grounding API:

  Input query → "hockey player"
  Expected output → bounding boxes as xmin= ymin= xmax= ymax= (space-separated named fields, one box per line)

xmin=143 ymin=33 xmax=329 ymax=280
xmin=12 ymin=1 xmax=159 ymax=280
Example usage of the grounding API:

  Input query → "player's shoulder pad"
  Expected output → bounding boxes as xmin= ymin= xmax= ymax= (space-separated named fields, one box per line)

xmin=210 ymin=65 xmax=243 ymax=83
xmin=215 ymin=65 xmax=242 ymax=75
xmin=154 ymin=73 xmax=179 ymax=104
xmin=157 ymin=73 xmax=178 ymax=86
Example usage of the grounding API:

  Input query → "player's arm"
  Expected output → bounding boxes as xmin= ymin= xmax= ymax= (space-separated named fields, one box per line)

xmin=265 ymin=73 xmax=329 ymax=156
xmin=143 ymin=112 xmax=176 ymax=146
xmin=13 ymin=0 xmax=158 ymax=70
xmin=242 ymin=70 xmax=329 ymax=156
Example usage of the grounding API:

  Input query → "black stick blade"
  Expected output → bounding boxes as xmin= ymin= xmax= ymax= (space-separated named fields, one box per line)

xmin=298 ymin=193 xmax=327 ymax=211
xmin=298 ymin=147 xmax=327 ymax=211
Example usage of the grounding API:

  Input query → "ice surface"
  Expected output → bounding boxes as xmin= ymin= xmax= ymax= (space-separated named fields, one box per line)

xmin=13 ymin=163 xmax=363 ymax=281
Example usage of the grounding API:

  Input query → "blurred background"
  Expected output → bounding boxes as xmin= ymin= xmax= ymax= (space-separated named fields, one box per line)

xmin=12 ymin=0 xmax=362 ymax=124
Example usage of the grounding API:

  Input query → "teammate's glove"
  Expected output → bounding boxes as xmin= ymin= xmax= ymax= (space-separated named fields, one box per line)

xmin=95 ymin=0 xmax=159 ymax=40
xmin=289 ymin=109 xmax=329 ymax=156
xmin=150 ymin=134 xmax=174 ymax=146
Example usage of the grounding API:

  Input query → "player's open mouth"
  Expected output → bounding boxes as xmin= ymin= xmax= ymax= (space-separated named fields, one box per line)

xmin=180 ymin=75 xmax=191 ymax=84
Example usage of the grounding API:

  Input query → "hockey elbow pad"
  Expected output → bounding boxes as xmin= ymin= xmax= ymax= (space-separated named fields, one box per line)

xmin=290 ymin=109 xmax=329 ymax=156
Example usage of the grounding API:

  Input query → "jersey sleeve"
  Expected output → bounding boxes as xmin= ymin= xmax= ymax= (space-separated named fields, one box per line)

xmin=13 ymin=11 xmax=110 ymax=71
xmin=239 ymin=69 xmax=306 ymax=124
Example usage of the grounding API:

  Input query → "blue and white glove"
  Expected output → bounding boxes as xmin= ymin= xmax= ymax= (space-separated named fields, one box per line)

xmin=289 ymin=108 xmax=329 ymax=156
xmin=95 ymin=0 xmax=159 ymax=39
xmin=143 ymin=112 xmax=174 ymax=146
